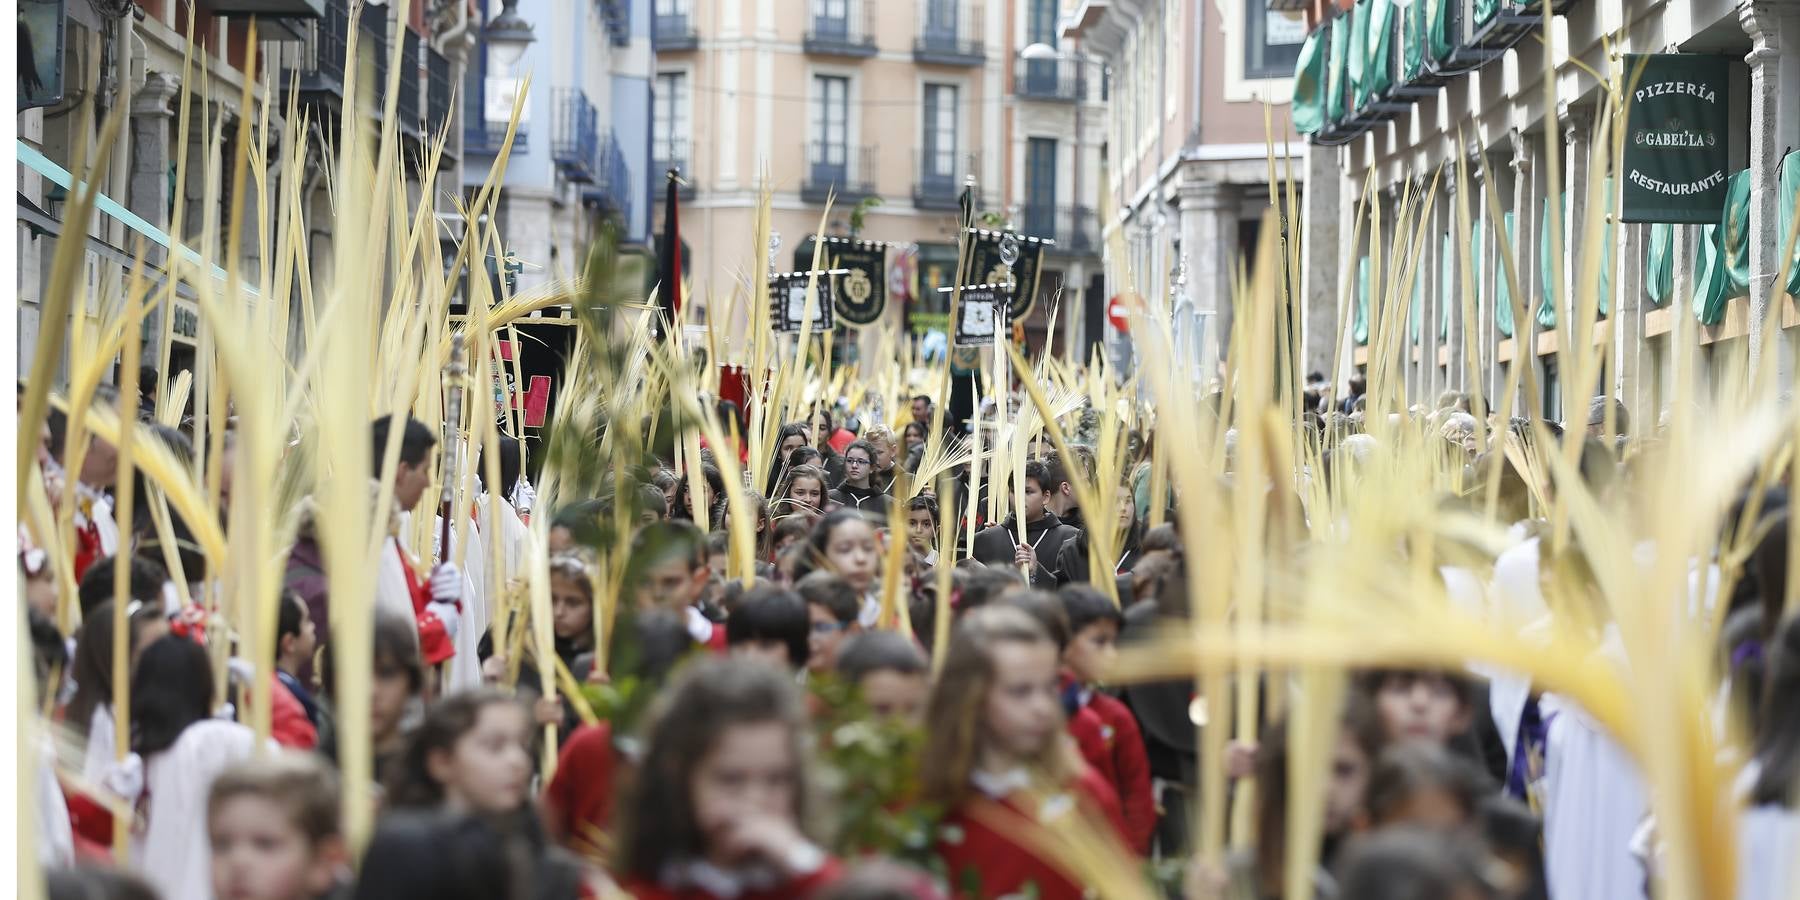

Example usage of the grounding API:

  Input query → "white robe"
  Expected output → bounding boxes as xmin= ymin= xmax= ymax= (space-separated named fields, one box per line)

xmin=117 ymin=720 xmax=269 ymax=900
xmin=1738 ymin=805 xmax=1800 ymax=900
xmin=1539 ymin=693 xmax=1649 ymax=900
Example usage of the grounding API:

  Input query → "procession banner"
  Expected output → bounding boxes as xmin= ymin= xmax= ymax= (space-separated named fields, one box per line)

xmin=769 ymin=270 xmax=840 ymax=333
xmin=954 ymin=284 xmax=1010 ymax=347
xmin=960 ymin=233 xmax=1045 ymax=325
xmin=1621 ymin=54 xmax=1731 ymax=223
xmin=796 ymin=237 xmax=888 ymax=326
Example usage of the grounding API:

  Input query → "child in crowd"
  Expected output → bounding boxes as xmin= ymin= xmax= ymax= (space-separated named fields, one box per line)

xmin=385 ymin=690 xmax=532 ymax=817
xmin=1357 ymin=668 xmax=1476 ymax=748
xmin=112 ymin=636 xmax=269 ymax=900
xmin=971 ymin=460 xmax=1080 ymax=589
xmin=922 ymin=606 xmax=1128 ymax=899
xmin=797 ymin=572 xmax=863 ymax=675
xmin=777 ymin=464 xmax=831 ymax=527
xmin=1058 ymin=586 xmax=1154 ymax=854
xmin=834 ymin=631 xmax=930 ymax=725
xmin=271 ymin=592 xmax=321 ymax=749
xmin=615 ymin=658 xmax=842 ymax=899
xmin=825 ymin=441 xmax=885 ymax=513
xmin=793 ymin=509 xmax=883 ymax=627
xmin=547 ymin=552 xmax=598 ymax=676
xmin=1366 ymin=741 xmax=1490 ymax=830
xmin=208 ymin=754 xmax=347 ymax=900
xmin=906 ymin=496 xmax=940 ymax=569
xmin=725 ymin=585 xmax=812 ymax=673
xmin=628 ymin=521 xmax=724 ymax=651
xmin=319 ymin=611 xmax=425 ymax=787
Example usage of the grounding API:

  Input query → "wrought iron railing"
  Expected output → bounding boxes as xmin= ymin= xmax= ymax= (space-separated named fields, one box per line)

xmin=914 ymin=0 xmax=984 ymax=65
xmin=912 ymin=149 xmax=979 ymax=211
xmin=802 ymin=142 xmax=878 ymax=203
xmin=552 ymin=88 xmax=601 ymax=183
xmin=805 ymin=0 xmax=877 ymax=57
xmin=1013 ymin=55 xmax=1087 ymax=102
xmin=1018 ymin=204 xmax=1099 ymax=253
xmin=426 ymin=45 xmax=455 ymax=150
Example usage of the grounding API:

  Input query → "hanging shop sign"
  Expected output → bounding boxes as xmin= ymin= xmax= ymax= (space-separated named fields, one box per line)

xmin=18 ymin=0 xmax=65 ymax=111
xmin=1621 ymin=54 xmax=1731 ymax=224
xmin=797 ymin=236 xmax=890 ymax=327
xmin=768 ymin=270 xmax=841 ymax=333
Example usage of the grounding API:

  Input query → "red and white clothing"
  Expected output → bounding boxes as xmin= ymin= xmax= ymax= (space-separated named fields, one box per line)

xmin=72 ymin=484 xmax=119 ymax=584
xmin=622 ymin=850 xmax=842 ymax=900
xmin=935 ymin=766 xmax=1129 ymax=900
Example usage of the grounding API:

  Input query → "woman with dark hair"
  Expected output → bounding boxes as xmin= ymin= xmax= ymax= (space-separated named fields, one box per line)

xmin=828 ymin=441 xmax=891 ymax=518
xmin=354 ymin=810 xmax=541 ymax=900
xmin=109 ymin=636 xmax=267 ymax=900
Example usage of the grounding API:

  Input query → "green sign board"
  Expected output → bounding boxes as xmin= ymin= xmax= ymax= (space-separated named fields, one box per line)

xmin=1621 ymin=54 xmax=1731 ymax=224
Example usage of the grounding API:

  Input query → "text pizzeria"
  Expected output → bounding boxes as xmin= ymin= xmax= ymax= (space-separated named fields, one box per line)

xmin=1634 ymin=80 xmax=1719 ymax=105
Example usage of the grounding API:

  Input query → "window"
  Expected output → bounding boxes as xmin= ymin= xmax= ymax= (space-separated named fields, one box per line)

xmin=812 ymin=75 xmax=850 ymax=166
xmin=925 ymin=0 xmax=958 ymax=38
xmin=1245 ymin=0 xmax=1307 ymax=79
xmin=922 ymin=84 xmax=958 ymax=181
xmin=654 ymin=72 xmax=689 ymax=163
xmin=653 ymin=0 xmax=688 ymax=14
xmin=1025 ymin=138 xmax=1057 ymax=236
xmin=1028 ymin=0 xmax=1056 ymax=42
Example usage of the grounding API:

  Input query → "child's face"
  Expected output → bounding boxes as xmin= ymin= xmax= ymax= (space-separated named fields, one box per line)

xmin=1324 ymin=730 xmax=1373 ymax=836
xmin=786 ymin=478 xmax=825 ymax=516
xmin=1023 ymin=478 xmax=1047 ymax=522
xmin=635 ymin=556 xmax=708 ymax=613
xmin=1374 ymin=673 xmax=1471 ymax=745
xmin=691 ymin=721 xmax=798 ymax=863
xmin=1064 ymin=620 xmax=1119 ymax=685
xmin=906 ymin=509 xmax=936 ymax=552
xmin=980 ymin=640 xmax=1063 ymax=763
xmin=707 ymin=550 xmax=729 ymax=583
xmin=24 ymin=569 xmax=56 ymax=618
xmin=1379 ymin=783 xmax=1469 ymax=830
xmin=283 ymin=603 xmax=318 ymax=667
xmin=825 ymin=520 xmax=880 ymax=592
xmin=859 ymin=669 xmax=928 ymax=724
xmin=550 ymin=574 xmax=593 ymax=641
xmin=429 ymin=703 xmax=533 ymax=816
xmin=370 ymin=660 xmax=413 ymax=742
xmin=806 ymin=603 xmax=850 ymax=673
xmin=210 ymin=795 xmax=337 ymax=900
xmin=843 ymin=449 xmax=874 ymax=485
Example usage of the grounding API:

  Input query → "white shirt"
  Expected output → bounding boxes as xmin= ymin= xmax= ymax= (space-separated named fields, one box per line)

xmin=114 ymin=720 xmax=270 ymax=900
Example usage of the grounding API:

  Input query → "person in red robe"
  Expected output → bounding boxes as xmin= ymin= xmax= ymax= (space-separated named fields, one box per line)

xmin=612 ymin=658 xmax=841 ymax=899
xmin=1059 ymin=586 xmax=1156 ymax=853
xmin=921 ymin=606 xmax=1132 ymax=900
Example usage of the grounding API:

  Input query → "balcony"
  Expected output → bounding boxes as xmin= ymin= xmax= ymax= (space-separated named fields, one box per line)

xmin=287 ymin=0 xmax=402 ymax=120
xmin=464 ymin=75 xmax=526 ymax=155
xmin=582 ymin=133 xmax=633 ymax=223
xmin=653 ymin=5 xmax=699 ymax=51
xmin=912 ymin=149 xmax=980 ymax=211
xmin=602 ymin=0 xmax=632 ymax=46
xmin=425 ymin=46 xmax=458 ymax=160
xmin=359 ymin=1 xmax=390 ymax=108
xmin=804 ymin=0 xmax=877 ymax=58
xmin=653 ymin=151 xmax=697 ymax=199
xmin=913 ymin=1 xmax=984 ymax=66
xmin=1013 ymin=56 xmax=1087 ymax=102
xmin=552 ymin=88 xmax=602 ymax=184
xmin=801 ymin=143 xmax=878 ymax=204
xmin=291 ymin=0 xmax=352 ymax=100
xmin=1020 ymin=204 xmax=1098 ymax=254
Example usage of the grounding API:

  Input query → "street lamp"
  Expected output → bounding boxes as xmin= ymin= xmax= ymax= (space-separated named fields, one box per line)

xmin=484 ymin=0 xmax=536 ymax=74
xmin=1020 ymin=42 xmax=1059 ymax=61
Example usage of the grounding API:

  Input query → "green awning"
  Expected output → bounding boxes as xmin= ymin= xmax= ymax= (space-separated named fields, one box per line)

xmin=1781 ymin=150 xmax=1800 ymax=296
xmin=1646 ymin=223 xmax=1674 ymax=308
xmin=1693 ymin=221 xmax=1728 ymax=325
xmin=1722 ymin=169 xmax=1751 ymax=297
xmin=1440 ymin=231 xmax=1453 ymax=340
xmin=1598 ymin=177 xmax=1615 ymax=318
xmin=1474 ymin=0 xmax=1498 ymax=27
xmin=1470 ymin=218 xmax=1487 ymax=337
xmin=1427 ymin=0 xmax=1452 ymax=62
xmin=1293 ymin=29 xmax=1327 ymax=135
xmin=1495 ymin=212 xmax=1516 ymax=338
xmin=1327 ymin=19 xmax=1349 ymax=123
xmin=1349 ymin=0 xmax=1370 ymax=111
xmin=1354 ymin=255 xmax=1371 ymax=346
xmin=1403 ymin=0 xmax=1425 ymax=81
xmin=1365 ymin=0 xmax=1395 ymax=102
xmin=1536 ymin=195 xmax=1559 ymax=330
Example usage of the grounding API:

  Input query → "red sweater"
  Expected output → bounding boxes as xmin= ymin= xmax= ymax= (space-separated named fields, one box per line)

xmin=1085 ymin=692 xmax=1156 ymax=854
xmin=621 ymin=858 xmax=843 ymax=900
xmin=543 ymin=723 xmax=619 ymax=850
xmin=1068 ymin=705 xmax=1115 ymax=788
xmin=935 ymin=767 xmax=1129 ymax=900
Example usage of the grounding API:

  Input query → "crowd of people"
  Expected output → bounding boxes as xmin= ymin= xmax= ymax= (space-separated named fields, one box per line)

xmin=18 ymin=373 xmax=1800 ymax=900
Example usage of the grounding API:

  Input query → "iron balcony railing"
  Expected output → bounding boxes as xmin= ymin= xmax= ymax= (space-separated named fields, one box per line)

xmin=912 ymin=149 xmax=979 ymax=211
xmin=914 ymin=0 xmax=984 ymax=66
xmin=292 ymin=0 xmax=352 ymax=97
xmin=1013 ymin=55 xmax=1087 ymax=102
xmin=398 ymin=27 xmax=423 ymax=136
xmin=802 ymin=142 xmax=878 ymax=204
xmin=360 ymin=1 xmax=390 ymax=108
xmin=426 ymin=45 xmax=456 ymax=157
xmin=552 ymin=88 xmax=602 ymax=183
xmin=603 ymin=0 xmax=631 ymax=46
xmin=805 ymin=0 xmax=877 ymax=57
xmin=653 ymin=2 xmax=699 ymax=50
xmin=464 ymin=73 xmax=526 ymax=154
xmin=653 ymin=150 xmax=696 ymax=198
xmin=583 ymin=132 xmax=633 ymax=222
xmin=1019 ymin=204 xmax=1099 ymax=254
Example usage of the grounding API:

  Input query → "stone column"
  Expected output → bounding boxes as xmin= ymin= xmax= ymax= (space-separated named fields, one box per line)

xmin=1509 ymin=129 xmax=1536 ymax=415
xmin=1301 ymin=143 xmax=1342 ymax=382
xmin=1443 ymin=164 xmax=1463 ymax=394
xmin=1179 ymin=175 xmax=1241 ymax=383
xmin=1740 ymin=0 xmax=1800 ymax=383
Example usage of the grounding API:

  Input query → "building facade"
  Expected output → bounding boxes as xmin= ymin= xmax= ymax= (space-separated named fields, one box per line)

xmin=648 ymin=0 xmax=1107 ymax=362
xmin=17 ymin=0 xmax=473 ymax=377
xmin=1063 ymin=0 xmax=1315 ymax=384
xmin=461 ymin=0 xmax=654 ymax=295
xmin=1298 ymin=0 xmax=1799 ymax=422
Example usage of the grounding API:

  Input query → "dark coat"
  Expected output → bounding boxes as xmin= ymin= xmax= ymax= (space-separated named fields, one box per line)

xmin=970 ymin=511 xmax=1079 ymax=589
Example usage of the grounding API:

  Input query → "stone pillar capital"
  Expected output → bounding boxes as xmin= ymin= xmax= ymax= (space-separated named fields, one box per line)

xmin=1177 ymin=178 xmax=1240 ymax=212
xmin=1739 ymin=0 xmax=1790 ymax=61
xmin=133 ymin=71 xmax=181 ymax=117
